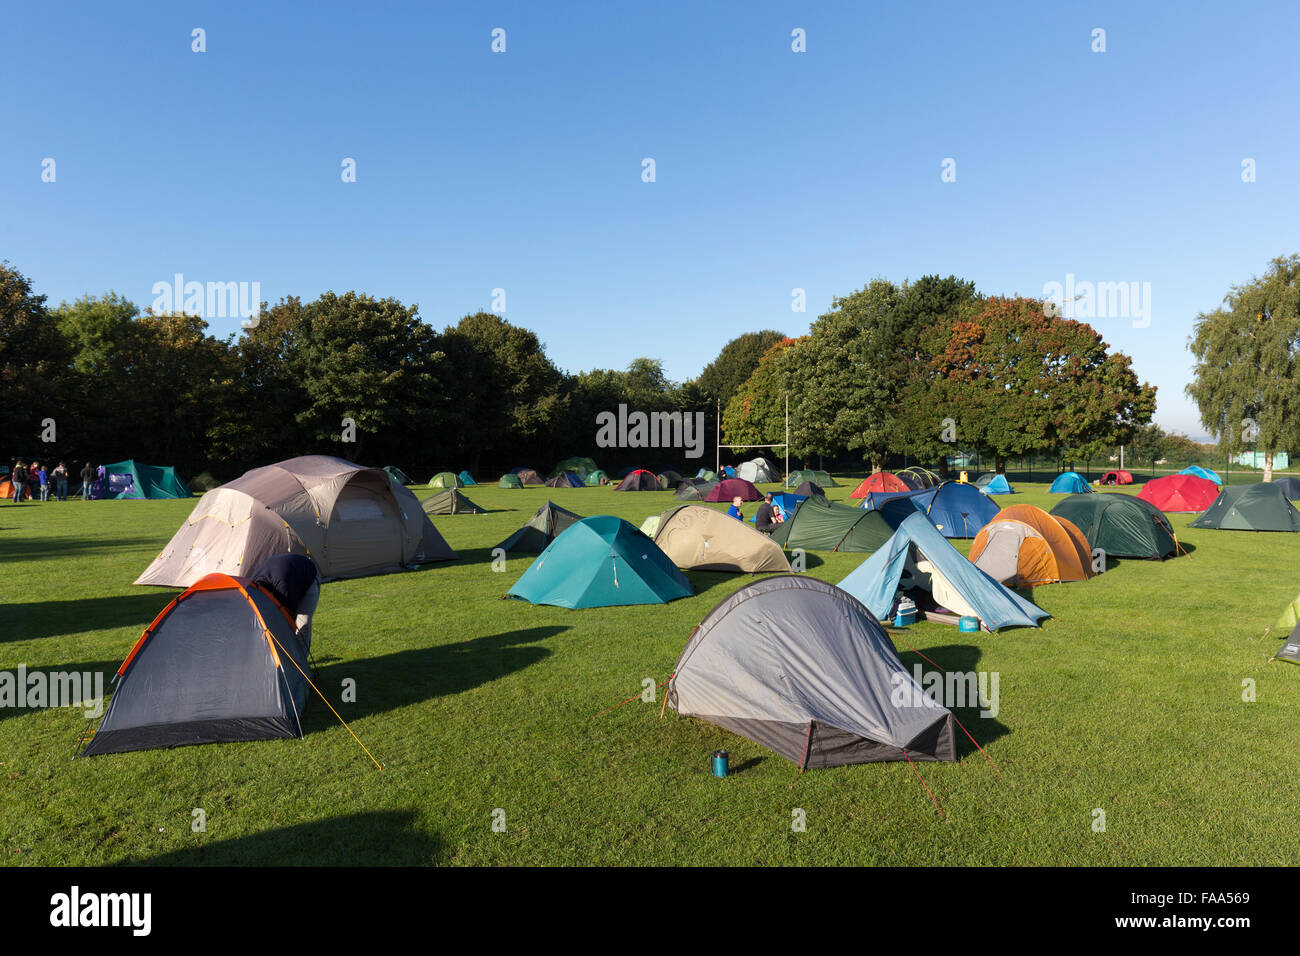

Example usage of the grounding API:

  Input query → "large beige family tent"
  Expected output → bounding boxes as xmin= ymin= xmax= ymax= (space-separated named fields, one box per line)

xmin=135 ymin=456 xmax=456 ymax=587
xmin=652 ymin=505 xmax=791 ymax=573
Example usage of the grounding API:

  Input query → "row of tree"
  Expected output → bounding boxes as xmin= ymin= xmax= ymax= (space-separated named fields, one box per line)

xmin=1 ymin=260 xmax=1174 ymax=483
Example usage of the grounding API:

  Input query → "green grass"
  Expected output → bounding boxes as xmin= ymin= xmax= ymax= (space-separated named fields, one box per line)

xmin=2 ymin=477 xmax=1300 ymax=866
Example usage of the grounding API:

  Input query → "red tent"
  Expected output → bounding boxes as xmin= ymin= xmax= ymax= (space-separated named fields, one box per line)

xmin=1100 ymin=470 xmax=1133 ymax=485
xmin=614 ymin=469 xmax=660 ymax=491
xmin=705 ymin=478 xmax=763 ymax=502
xmin=1138 ymin=474 xmax=1219 ymax=513
xmin=849 ymin=472 xmax=909 ymax=498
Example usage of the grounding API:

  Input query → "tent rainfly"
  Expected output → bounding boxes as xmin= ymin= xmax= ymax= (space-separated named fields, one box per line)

xmin=1189 ymin=483 xmax=1300 ymax=532
xmin=653 ymin=504 xmax=792 ymax=573
xmin=496 ymin=501 xmax=582 ymax=552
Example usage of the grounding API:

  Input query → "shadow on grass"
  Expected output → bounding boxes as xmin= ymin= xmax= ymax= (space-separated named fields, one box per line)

xmin=0 ymin=535 xmax=160 ymax=564
xmin=0 ymin=593 xmax=171 ymax=643
xmin=0 ymin=658 xmax=121 ymax=725
xmin=898 ymin=643 xmax=1010 ymax=757
xmin=306 ymin=625 xmax=565 ymax=727
xmin=115 ymin=810 xmax=447 ymax=866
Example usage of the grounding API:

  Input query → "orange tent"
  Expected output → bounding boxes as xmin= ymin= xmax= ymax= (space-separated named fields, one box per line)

xmin=968 ymin=504 xmax=1094 ymax=585
xmin=849 ymin=471 xmax=909 ymax=498
xmin=0 ymin=480 xmax=32 ymax=501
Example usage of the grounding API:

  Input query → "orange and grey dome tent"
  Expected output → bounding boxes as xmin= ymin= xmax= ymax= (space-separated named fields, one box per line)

xmin=968 ymin=504 xmax=1095 ymax=586
xmin=849 ymin=472 xmax=909 ymax=497
xmin=135 ymin=455 xmax=455 ymax=588
xmin=82 ymin=573 xmax=313 ymax=755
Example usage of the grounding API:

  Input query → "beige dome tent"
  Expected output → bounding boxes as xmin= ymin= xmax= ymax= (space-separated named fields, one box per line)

xmin=135 ymin=455 xmax=456 ymax=587
xmin=652 ymin=504 xmax=792 ymax=573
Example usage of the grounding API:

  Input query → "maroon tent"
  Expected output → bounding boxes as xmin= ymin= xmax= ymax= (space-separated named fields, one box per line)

xmin=1100 ymin=470 xmax=1133 ymax=485
xmin=705 ymin=478 xmax=762 ymax=502
xmin=615 ymin=469 xmax=660 ymax=491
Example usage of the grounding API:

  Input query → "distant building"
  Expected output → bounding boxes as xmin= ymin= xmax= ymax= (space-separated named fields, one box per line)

xmin=1233 ymin=451 xmax=1290 ymax=469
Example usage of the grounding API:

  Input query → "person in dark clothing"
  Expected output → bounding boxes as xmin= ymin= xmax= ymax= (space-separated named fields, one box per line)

xmin=250 ymin=553 xmax=321 ymax=648
xmin=52 ymin=462 xmax=68 ymax=501
xmin=11 ymin=461 xmax=28 ymax=502
xmin=80 ymin=462 xmax=94 ymax=500
xmin=755 ymin=492 xmax=780 ymax=534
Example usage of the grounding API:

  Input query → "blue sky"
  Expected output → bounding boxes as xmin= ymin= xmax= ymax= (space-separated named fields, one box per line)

xmin=4 ymin=1 xmax=1297 ymax=441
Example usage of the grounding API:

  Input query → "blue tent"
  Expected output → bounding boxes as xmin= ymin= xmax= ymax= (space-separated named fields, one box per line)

xmin=747 ymin=492 xmax=806 ymax=524
xmin=458 ymin=470 xmax=476 ymax=486
xmin=859 ymin=489 xmax=930 ymax=529
xmin=1050 ymin=472 xmax=1091 ymax=494
xmin=977 ymin=473 xmax=1014 ymax=495
xmin=874 ymin=481 xmax=997 ymax=538
xmin=837 ymin=513 xmax=1050 ymax=632
xmin=506 ymin=516 xmax=692 ymax=609
xmin=1180 ymin=465 xmax=1223 ymax=484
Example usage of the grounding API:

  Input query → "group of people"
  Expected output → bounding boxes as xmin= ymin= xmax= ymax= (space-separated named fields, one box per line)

xmin=8 ymin=460 xmax=101 ymax=503
xmin=726 ymin=492 xmax=786 ymax=534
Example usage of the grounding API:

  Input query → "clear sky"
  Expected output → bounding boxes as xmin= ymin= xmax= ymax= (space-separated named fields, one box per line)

xmin=4 ymin=1 xmax=1297 ymax=440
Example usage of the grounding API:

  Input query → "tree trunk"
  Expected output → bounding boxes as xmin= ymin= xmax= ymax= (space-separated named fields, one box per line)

xmin=995 ymin=455 xmax=1006 ymax=474
xmin=1264 ymin=452 xmax=1274 ymax=482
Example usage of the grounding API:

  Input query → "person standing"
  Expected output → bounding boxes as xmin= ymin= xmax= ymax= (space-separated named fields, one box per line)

xmin=11 ymin=461 xmax=27 ymax=503
xmin=37 ymin=463 xmax=49 ymax=502
xmin=53 ymin=462 xmax=68 ymax=501
xmin=80 ymin=462 xmax=95 ymax=500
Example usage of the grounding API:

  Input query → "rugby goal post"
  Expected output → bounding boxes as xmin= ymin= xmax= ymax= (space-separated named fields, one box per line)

xmin=715 ymin=393 xmax=789 ymax=480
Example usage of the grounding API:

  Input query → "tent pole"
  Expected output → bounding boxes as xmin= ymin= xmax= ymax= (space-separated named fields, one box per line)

xmin=785 ymin=392 xmax=790 ymax=483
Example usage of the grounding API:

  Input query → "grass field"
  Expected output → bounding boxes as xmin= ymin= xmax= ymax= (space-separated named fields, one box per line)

xmin=2 ymin=475 xmax=1300 ymax=866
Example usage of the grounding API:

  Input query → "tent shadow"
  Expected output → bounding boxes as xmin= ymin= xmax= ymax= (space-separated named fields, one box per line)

xmin=0 ymin=593 xmax=172 ymax=644
xmin=0 ymin=535 xmax=160 ymax=564
xmin=112 ymin=810 xmax=446 ymax=866
xmin=0 ymin=658 xmax=121 ymax=725
xmin=304 ymin=626 xmax=565 ymax=727
xmin=900 ymin=643 xmax=1010 ymax=757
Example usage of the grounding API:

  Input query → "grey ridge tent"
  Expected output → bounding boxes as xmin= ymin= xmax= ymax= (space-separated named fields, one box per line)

xmin=135 ymin=456 xmax=455 ymax=587
xmin=666 ymin=575 xmax=956 ymax=768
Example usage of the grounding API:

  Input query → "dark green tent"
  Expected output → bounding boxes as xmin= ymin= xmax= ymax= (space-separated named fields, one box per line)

xmin=421 ymin=489 xmax=486 ymax=515
xmin=499 ymin=473 xmax=523 ymax=489
xmin=1189 ymin=482 xmax=1300 ymax=532
xmin=787 ymin=469 xmax=838 ymax=488
xmin=769 ymin=495 xmax=893 ymax=552
xmin=1049 ymin=493 xmax=1180 ymax=559
xmin=496 ymin=501 xmax=582 ymax=552
xmin=383 ymin=465 xmax=412 ymax=486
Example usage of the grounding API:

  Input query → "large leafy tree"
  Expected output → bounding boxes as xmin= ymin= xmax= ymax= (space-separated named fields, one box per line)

xmin=1187 ymin=254 xmax=1300 ymax=481
xmin=722 ymin=337 xmax=804 ymax=460
xmin=0 ymin=262 xmax=71 ymax=456
xmin=918 ymin=296 xmax=1156 ymax=472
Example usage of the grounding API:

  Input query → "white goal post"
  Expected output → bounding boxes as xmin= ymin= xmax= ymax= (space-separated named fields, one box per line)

xmin=715 ymin=394 xmax=790 ymax=479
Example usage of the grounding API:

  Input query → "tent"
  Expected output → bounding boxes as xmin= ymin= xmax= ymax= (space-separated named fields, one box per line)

xmin=1275 ymin=624 xmax=1300 ymax=665
xmin=1180 ymin=465 xmax=1223 ymax=484
xmin=838 ymin=513 xmax=1050 ymax=632
xmin=135 ymin=456 xmax=455 ymax=588
xmin=585 ymin=470 xmax=609 ymax=486
xmin=551 ymin=457 xmax=598 ymax=480
xmin=788 ymin=469 xmax=837 ymax=488
xmin=82 ymin=573 xmax=311 ymax=755
xmin=674 ymin=479 xmax=719 ymax=501
xmin=1049 ymin=493 xmax=1179 ymax=559
xmin=736 ymin=458 xmax=778 ymax=484
xmin=653 ymin=505 xmax=791 ymax=573
xmin=657 ymin=470 xmax=684 ymax=489
xmin=1270 ymin=593 xmax=1300 ymax=636
xmin=421 ymin=489 xmax=486 ymax=515
xmin=974 ymin=473 xmax=1014 ymax=495
xmin=515 ymin=469 xmax=545 ymax=486
xmin=499 ymin=473 xmax=523 ymax=489
xmin=849 ymin=472 xmax=909 ymax=497
xmin=615 ymin=469 xmax=660 ymax=492
xmin=639 ymin=515 xmax=662 ymax=538
xmin=1189 ymin=483 xmax=1300 ymax=532
xmin=1050 ymin=471 xmax=1091 ymax=494
xmin=544 ymin=471 xmax=585 ymax=489
xmin=1100 ymin=470 xmax=1133 ymax=485
xmin=383 ymin=466 xmax=412 ymax=486
xmin=1138 ymin=474 xmax=1219 ymax=513
xmin=859 ymin=489 xmax=932 ymax=530
xmin=968 ymin=505 xmax=1094 ymax=586
xmin=457 ymin=470 xmax=476 ymax=486
xmin=1272 ymin=476 xmax=1300 ymax=499
xmin=897 ymin=466 xmax=941 ymax=490
xmin=98 ymin=461 xmax=191 ymax=499
xmin=704 ymin=478 xmax=762 ymax=502
xmin=496 ymin=501 xmax=582 ymax=553
xmin=506 ymin=516 xmax=692 ymax=608
xmin=695 ymin=469 xmax=717 ymax=481
xmin=429 ymin=472 xmax=462 ymax=489
xmin=905 ymin=481 xmax=999 ymax=538
xmin=0 ymin=479 xmax=32 ymax=500
xmin=793 ymin=481 xmax=824 ymax=498
xmin=666 ymin=575 xmax=955 ymax=768
xmin=770 ymin=495 xmax=894 ymax=553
